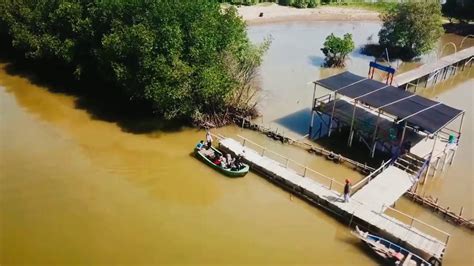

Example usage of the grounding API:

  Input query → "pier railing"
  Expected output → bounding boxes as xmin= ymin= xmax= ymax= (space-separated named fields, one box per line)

xmin=236 ymin=135 xmax=345 ymax=193
xmin=382 ymin=205 xmax=451 ymax=245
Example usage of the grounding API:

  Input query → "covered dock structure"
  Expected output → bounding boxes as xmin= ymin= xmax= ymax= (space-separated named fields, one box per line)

xmin=309 ymin=72 xmax=465 ymax=169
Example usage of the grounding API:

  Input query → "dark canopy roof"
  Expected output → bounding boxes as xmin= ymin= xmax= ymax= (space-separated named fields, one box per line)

xmin=315 ymin=71 xmax=463 ymax=134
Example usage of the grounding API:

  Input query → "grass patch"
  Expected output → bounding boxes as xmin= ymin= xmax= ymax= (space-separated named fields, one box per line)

xmin=323 ymin=2 xmax=396 ymax=12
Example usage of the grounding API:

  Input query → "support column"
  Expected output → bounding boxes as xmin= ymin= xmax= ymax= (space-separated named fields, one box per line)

xmin=370 ymin=111 xmax=382 ymax=158
xmin=399 ymin=121 xmax=408 ymax=146
xmin=450 ymin=112 xmax=465 ymax=165
xmin=309 ymin=111 xmax=315 ymax=138
xmin=423 ymin=133 xmax=438 ymax=184
xmin=347 ymin=100 xmax=358 ymax=147
xmin=328 ymin=92 xmax=337 ymax=137
xmin=308 ymin=84 xmax=318 ymax=137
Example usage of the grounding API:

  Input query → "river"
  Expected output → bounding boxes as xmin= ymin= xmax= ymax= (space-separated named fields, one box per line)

xmin=0 ymin=21 xmax=472 ymax=265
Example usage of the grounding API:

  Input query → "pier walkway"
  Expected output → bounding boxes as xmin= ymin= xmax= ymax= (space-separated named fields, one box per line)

xmin=219 ymin=137 xmax=448 ymax=261
xmin=351 ymin=165 xmax=416 ymax=212
xmin=395 ymin=46 xmax=474 ymax=87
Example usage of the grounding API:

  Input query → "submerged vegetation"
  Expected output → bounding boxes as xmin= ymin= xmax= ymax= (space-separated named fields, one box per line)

xmin=0 ymin=0 xmax=270 ymax=127
xmin=321 ymin=33 xmax=355 ymax=67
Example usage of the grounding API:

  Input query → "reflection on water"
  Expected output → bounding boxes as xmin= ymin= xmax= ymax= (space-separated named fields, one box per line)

xmin=0 ymin=20 xmax=472 ymax=265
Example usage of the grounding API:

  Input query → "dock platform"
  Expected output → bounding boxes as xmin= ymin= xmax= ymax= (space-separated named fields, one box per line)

xmin=395 ymin=46 xmax=474 ymax=87
xmin=219 ymin=137 xmax=448 ymax=262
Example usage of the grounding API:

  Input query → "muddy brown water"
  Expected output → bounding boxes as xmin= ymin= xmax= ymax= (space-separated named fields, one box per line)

xmin=1 ymin=21 xmax=472 ymax=265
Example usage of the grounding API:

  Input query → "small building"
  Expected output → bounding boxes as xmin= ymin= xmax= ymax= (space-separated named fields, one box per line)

xmin=309 ymin=71 xmax=465 ymax=167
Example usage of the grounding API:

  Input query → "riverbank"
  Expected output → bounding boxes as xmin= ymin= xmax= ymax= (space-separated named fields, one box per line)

xmin=237 ymin=4 xmax=380 ymax=25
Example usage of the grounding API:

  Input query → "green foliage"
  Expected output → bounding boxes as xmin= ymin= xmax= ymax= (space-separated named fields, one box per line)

xmin=378 ymin=2 xmax=444 ymax=58
xmin=220 ymin=0 xmax=318 ymax=8
xmin=0 ymin=0 xmax=269 ymax=124
xmin=321 ymin=33 xmax=355 ymax=67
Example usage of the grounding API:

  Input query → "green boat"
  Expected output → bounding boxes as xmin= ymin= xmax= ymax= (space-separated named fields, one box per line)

xmin=194 ymin=146 xmax=249 ymax=177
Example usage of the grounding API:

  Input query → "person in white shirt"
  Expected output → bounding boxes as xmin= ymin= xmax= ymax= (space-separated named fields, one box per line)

xmin=206 ymin=130 xmax=213 ymax=149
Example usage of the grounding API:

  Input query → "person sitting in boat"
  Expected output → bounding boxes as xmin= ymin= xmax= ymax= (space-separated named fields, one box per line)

xmin=234 ymin=154 xmax=243 ymax=170
xmin=226 ymin=154 xmax=234 ymax=168
xmin=213 ymin=156 xmax=221 ymax=166
xmin=196 ymin=140 xmax=205 ymax=150
xmin=219 ymin=155 xmax=227 ymax=168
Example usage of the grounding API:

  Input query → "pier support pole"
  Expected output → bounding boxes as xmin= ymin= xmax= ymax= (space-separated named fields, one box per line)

xmin=399 ymin=121 xmax=408 ymax=146
xmin=370 ymin=111 xmax=382 ymax=158
xmin=347 ymin=100 xmax=358 ymax=147
xmin=328 ymin=92 xmax=337 ymax=137
xmin=423 ymin=133 xmax=438 ymax=184
xmin=450 ymin=112 xmax=465 ymax=165
xmin=309 ymin=84 xmax=317 ymax=138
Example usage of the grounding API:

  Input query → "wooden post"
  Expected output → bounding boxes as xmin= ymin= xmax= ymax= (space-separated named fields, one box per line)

xmin=433 ymin=157 xmax=441 ymax=176
xmin=309 ymin=110 xmax=315 ymax=138
xmin=349 ymin=212 xmax=354 ymax=226
xmin=309 ymin=84 xmax=317 ymax=137
xmin=399 ymin=121 xmax=408 ymax=146
xmin=423 ymin=163 xmax=430 ymax=185
xmin=450 ymin=112 xmax=465 ymax=165
xmin=328 ymin=92 xmax=337 ymax=137
xmin=371 ymin=111 xmax=381 ymax=158
xmin=242 ymin=139 xmax=246 ymax=147
xmin=448 ymin=149 xmax=456 ymax=166
xmin=348 ymin=100 xmax=358 ymax=147
xmin=423 ymin=134 xmax=438 ymax=184
xmin=303 ymin=167 xmax=307 ymax=177
xmin=441 ymin=151 xmax=448 ymax=172
xmin=329 ymin=179 xmax=333 ymax=190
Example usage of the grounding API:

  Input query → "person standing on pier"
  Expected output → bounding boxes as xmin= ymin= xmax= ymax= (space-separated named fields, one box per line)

xmin=206 ymin=130 xmax=213 ymax=149
xmin=344 ymin=179 xmax=351 ymax=203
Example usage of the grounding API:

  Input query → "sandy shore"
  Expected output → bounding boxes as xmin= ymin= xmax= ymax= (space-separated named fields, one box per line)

xmin=236 ymin=3 xmax=380 ymax=25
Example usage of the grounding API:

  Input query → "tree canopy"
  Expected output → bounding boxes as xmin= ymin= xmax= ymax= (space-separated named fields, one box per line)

xmin=321 ymin=33 xmax=355 ymax=67
xmin=0 ymin=0 xmax=269 ymax=126
xmin=378 ymin=2 xmax=444 ymax=58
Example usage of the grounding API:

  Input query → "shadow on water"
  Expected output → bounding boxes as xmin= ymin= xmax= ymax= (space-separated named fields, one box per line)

xmin=443 ymin=23 xmax=474 ymax=37
xmin=315 ymin=128 xmax=390 ymax=167
xmin=0 ymin=55 xmax=186 ymax=134
xmin=274 ymin=107 xmax=312 ymax=135
xmin=307 ymin=55 xmax=325 ymax=67
xmin=274 ymin=108 xmax=389 ymax=167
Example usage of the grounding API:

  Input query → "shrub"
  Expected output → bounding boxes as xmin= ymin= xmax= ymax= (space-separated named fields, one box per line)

xmin=321 ymin=33 xmax=355 ymax=67
xmin=378 ymin=2 xmax=444 ymax=58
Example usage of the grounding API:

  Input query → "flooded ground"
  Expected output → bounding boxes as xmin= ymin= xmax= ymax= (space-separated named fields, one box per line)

xmin=1 ymin=21 xmax=472 ymax=265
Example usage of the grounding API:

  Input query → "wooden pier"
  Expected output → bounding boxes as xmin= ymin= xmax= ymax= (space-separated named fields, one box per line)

xmin=395 ymin=46 xmax=474 ymax=89
xmin=218 ymin=136 xmax=449 ymax=263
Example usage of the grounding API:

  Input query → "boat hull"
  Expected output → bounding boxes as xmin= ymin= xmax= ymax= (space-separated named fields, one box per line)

xmin=351 ymin=226 xmax=436 ymax=266
xmin=194 ymin=146 xmax=249 ymax=177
